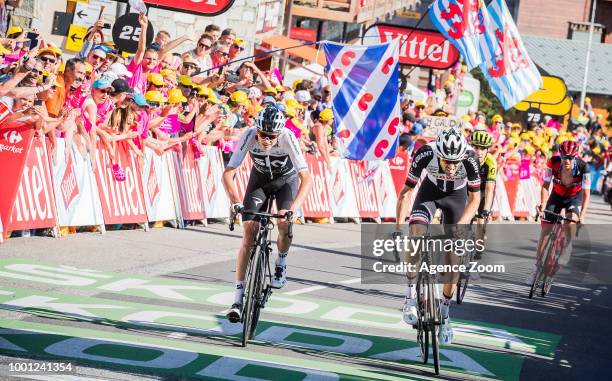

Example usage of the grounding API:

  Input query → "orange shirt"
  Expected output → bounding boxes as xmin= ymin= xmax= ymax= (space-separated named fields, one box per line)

xmin=45 ymin=75 xmax=66 ymax=118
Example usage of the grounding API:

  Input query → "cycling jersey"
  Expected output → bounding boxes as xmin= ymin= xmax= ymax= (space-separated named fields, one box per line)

xmin=543 ymin=156 xmax=591 ymax=197
xmin=405 ymin=142 xmax=481 ymax=193
xmin=479 ymin=153 xmax=498 ymax=190
xmin=228 ymin=127 xmax=308 ymax=180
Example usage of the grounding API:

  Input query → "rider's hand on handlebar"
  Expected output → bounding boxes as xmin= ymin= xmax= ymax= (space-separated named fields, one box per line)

xmin=231 ymin=203 xmax=243 ymax=215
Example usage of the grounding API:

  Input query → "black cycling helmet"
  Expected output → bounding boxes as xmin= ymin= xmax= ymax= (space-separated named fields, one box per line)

xmin=255 ymin=105 xmax=285 ymax=135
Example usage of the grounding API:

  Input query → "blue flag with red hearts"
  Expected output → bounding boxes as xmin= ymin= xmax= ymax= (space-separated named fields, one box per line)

xmin=322 ymin=40 xmax=401 ymax=161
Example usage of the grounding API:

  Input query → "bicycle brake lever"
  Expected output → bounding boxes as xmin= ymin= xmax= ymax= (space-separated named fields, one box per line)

xmin=229 ymin=212 xmax=235 ymax=231
xmin=286 ymin=211 xmax=294 ymax=239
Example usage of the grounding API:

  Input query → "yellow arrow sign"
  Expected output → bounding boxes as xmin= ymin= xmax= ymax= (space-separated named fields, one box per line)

xmin=523 ymin=76 xmax=568 ymax=104
xmin=65 ymin=24 xmax=87 ymax=52
xmin=515 ymin=96 xmax=573 ymax=116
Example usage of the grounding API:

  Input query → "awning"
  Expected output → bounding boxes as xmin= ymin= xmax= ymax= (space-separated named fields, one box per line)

xmin=261 ymin=35 xmax=325 ymax=66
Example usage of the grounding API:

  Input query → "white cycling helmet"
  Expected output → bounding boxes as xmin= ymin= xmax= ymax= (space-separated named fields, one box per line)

xmin=255 ymin=105 xmax=286 ymax=135
xmin=436 ymin=128 xmax=468 ymax=161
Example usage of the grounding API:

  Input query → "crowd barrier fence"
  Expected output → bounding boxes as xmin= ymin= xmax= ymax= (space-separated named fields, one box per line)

xmin=0 ymin=122 xmax=544 ymax=242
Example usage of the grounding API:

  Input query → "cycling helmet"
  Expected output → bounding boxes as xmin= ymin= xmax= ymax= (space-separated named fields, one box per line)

xmin=559 ymin=140 xmax=579 ymax=156
xmin=436 ymin=128 xmax=468 ymax=161
xmin=255 ymin=105 xmax=285 ymax=135
xmin=471 ymin=130 xmax=493 ymax=148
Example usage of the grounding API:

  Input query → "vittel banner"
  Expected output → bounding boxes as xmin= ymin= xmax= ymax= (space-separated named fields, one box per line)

xmin=363 ymin=24 xmax=459 ymax=69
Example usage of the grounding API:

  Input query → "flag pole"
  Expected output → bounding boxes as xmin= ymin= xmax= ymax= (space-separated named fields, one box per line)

xmin=579 ymin=0 xmax=597 ymax=111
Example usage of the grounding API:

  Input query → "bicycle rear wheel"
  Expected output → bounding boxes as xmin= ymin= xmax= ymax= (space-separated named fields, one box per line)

xmin=242 ymin=246 xmax=262 ymax=347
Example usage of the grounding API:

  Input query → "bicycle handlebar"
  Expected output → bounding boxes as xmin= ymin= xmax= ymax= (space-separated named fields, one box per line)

xmin=229 ymin=208 xmax=294 ymax=238
xmin=537 ymin=210 xmax=579 ymax=224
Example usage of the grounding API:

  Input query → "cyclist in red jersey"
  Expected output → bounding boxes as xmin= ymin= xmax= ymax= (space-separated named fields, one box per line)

xmin=527 ymin=140 xmax=591 ymax=284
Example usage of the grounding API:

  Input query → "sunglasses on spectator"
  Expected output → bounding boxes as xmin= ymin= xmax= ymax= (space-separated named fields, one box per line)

xmin=30 ymin=68 xmax=43 ymax=75
xmin=39 ymin=56 xmax=56 ymax=64
xmin=257 ymin=131 xmax=278 ymax=141
xmin=91 ymin=54 xmax=106 ymax=62
xmin=561 ymin=155 xmax=575 ymax=160
xmin=148 ymin=102 xmax=161 ymax=107
xmin=233 ymin=45 xmax=244 ymax=51
xmin=216 ymin=51 xmax=229 ymax=57
xmin=98 ymin=89 xmax=113 ymax=94
xmin=182 ymin=63 xmax=197 ymax=70
xmin=199 ymin=42 xmax=212 ymax=49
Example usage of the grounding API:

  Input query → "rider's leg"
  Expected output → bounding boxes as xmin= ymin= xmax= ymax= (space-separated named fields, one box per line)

xmin=560 ymin=201 xmax=580 ymax=266
xmin=271 ymin=177 xmax=298 ymax=289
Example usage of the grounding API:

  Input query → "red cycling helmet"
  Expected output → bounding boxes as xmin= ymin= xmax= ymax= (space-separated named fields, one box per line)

xmin=559 ymin=140 xmax=579 ymax=156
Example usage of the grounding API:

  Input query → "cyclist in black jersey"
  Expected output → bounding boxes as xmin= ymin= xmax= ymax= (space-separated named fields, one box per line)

xmin=396 ymin=128 xmax=481 ymax=345
xmin=222 ymin=106 xmax=312 ymax=322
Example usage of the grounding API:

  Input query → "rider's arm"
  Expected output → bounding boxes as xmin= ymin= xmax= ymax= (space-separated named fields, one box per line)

xmin=457 ymin=152 xmax=481 ymax=224
xmin=223 ymin=128 xmax=256 ymax=204
xmin=483 ymin=157 xmax=497 ymax=212
xmin=396 ymin=145 xmax=432 ymax=229
xmin=540 ymin=160 xmax=553 ymax=211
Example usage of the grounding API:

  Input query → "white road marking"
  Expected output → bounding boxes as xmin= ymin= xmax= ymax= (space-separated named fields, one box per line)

xmin=284 ymin=285 xmax=328 ymax=295
xmin=339 ymin=278 xmax=361 ymax=284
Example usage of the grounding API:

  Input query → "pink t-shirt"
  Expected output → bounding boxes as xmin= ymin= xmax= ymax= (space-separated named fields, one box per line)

xmin=80 ymin=96 xmax=107 ymax=133
xmin=136 ymin=110 xmax=150 ymax=139
xmin=159 ymin=113 xmax=180 ymax=135
xmin=126 ymin=60 xmax=160 ymax=95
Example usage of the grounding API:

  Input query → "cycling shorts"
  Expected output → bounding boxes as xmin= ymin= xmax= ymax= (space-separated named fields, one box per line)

xmin=542 ymin=191 xmax=582 ymax=223
xmin=409 ymin=177 xmax=468 ymax=225
xmin=242 ymin=169 xmax=298 ymax=222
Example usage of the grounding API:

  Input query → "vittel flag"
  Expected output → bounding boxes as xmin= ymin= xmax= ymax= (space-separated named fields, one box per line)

xmin=322 ymin=40 xmax=401 ymax=161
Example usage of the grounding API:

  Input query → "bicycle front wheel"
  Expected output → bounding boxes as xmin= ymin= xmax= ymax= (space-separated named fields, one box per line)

xmin=427 ymin=281 xmax=440 ymax=375
xmin=416 ymin=271 xmax=429 ymax=365
xmin=242 ymin=246 xmax=262 ymax=347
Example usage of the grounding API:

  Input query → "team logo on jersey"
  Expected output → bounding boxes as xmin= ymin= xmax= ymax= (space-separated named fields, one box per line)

xmin=253 ymin=197 xmax=263 ymax=207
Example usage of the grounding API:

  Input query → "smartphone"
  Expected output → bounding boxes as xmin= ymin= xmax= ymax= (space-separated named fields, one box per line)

xmin=34 ymin=99 xmax=43 ymax=106
xmin=103 ymin=23 xmax=111 ymax=29
xmin=26 ymin=32 xmax=39 ymax=49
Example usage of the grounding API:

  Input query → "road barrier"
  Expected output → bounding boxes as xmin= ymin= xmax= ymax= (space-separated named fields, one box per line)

xmin=0 ymin=123 xmax=543 ymax=240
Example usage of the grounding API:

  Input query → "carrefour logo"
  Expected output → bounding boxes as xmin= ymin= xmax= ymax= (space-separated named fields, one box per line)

xmin=3 ymin=130 xmax=23 ymax=144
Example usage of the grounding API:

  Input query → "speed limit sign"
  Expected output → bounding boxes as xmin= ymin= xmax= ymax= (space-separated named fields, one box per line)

xmin=524 ymin=107 xmax=544 ymax=125
xmin=112 ymin=13 xmax=154 ymax=53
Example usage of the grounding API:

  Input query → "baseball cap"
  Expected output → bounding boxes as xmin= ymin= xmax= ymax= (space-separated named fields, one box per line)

xmin=286 ymin=99 xmax=304 ymax=110
xmin=129 ymin=93 xmax=149 ymax=107
xmin=415 ymin=101 xmax=425 ymax=108
xmin=167 ymin=88 xmax=187 ymax=104
xmin=411 ymin=122 xmax=423 ymax=135
xmin=262 ymin=96 xmax=276 ymax=105
xmin=148 ymin=73 xmax=164 ymax=86
xmin=93 ymin=78 xmax=113 ymax=90
xmin=111 ymin=78 xmax=133 ymax=94
xmin=319 ymin=109 xmax=334 ymax=121
xmin=232 ymin=38 xmax=245 ymax=47
xmin=145 ymin=90 xmax=167 ymax=104
xmin=109 ymin=62 xmax=133 ymax=78
xmin=263 ymin=87 xmax=278 ymax=95
xmin=230 ymin=90 xmax=248 ymax=105
xmin=160 ymin=69 xmax=175 ymax=78
xmin=37 ymin=46 xmax=63 ymax=58
xmin=179 ymin=75 xmax=193 ymax=87
xmin=6 ymin=26 xmax=23 ymax=37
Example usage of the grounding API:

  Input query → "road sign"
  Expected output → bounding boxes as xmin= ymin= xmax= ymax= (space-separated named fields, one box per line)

xmin=73 ymin=2 xmax=101 ymax=27
xmin=112 ymin=13 xmax=154 ymax=54
xmin=65 ymin=24 xmax=87 ymax=52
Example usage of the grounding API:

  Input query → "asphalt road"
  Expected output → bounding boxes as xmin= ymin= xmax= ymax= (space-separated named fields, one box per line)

xmin=0 ymin=197 xmax=610 ymax=381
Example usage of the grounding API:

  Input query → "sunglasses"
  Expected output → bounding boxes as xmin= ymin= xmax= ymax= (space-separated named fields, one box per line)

xmin=216 ymin=51 xmax=229 ymax=57
xmin=30 ymin=68 xmax=43 ymax=75
xmin=257 ymin=131 xmax=278 ymax=141
xmin=233 ymin=45 xmax=245 ymax=51
xmin=199 ymin=43 xmax=212 ymax=50
xmin=39 ymin=56 xmax=56 ymax=64
xmin=98 ymin=88 xmax=113 ymax=94
xmin=91 ymin=54 xmax=106 ymax=62
xmin=441 ymin=159 xmax=462 ymax=165
xmin=182 ymin=63 xmax=197 ymax=70
xmin=148 ymin=102 xmax=161 ymax=107
xmin=561 ymin=155 xmax=575 ymax=160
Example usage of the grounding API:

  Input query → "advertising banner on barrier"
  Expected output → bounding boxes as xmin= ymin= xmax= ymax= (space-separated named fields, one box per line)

xmin=172 ymin=144 xmax=206 ymax=221
xmin=0 ymin=122 xmax=35 ymax=231
xmin=234 ymin=155 xmax=253 ymax=203
xmin=8 ymin=136 xmax=57 ymax=231
xmin=348 ymin=161 xmax=379 ymax=219
xmin=373 ymin=161 xmax=399 ymax=218
xmin=93 ymin=141 xmax=147 ymax=225
xmin=200 ymin=147 xmax=230 ymax=219
xmin=52 ymin=138 xmax=104 ymax=227
xmin=388 ymin=151 xmax=409 ymax=196
xmin=491 ymin=175 xmax=513 ymax=219
xmin=302 ymin=155 xmax=332 ymax=218
xmin=328 ymin=158 xmax=359 ymax=218
xmin=142 ymin=148 xmax=179 ymax=222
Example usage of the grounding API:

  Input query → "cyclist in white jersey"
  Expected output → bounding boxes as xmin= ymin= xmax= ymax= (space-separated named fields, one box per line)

xmin=222 ymin=106 xmax=312 ymax=322
xmin=396 ymin=128 xmax=481 ymax=344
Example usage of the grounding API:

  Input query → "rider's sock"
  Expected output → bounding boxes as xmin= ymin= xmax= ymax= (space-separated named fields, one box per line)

xmin=440 ymin=293 xmax=452 ymax=319
xmin=233 ymin=281 xmax=245 ymax=305
xmin=405 ymin=284 xmax=417 ymax=299
xmin=276 ymin=251 xmax=288 ymax=267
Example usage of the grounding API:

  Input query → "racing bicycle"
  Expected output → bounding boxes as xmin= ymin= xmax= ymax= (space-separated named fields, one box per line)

xmin=413 ymin=232 xmax=445 ymax=375
xmin=229 ymin=202 xmax=293 ymax=347
xmin=529 ymin=211 xmax=578 ymax=299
